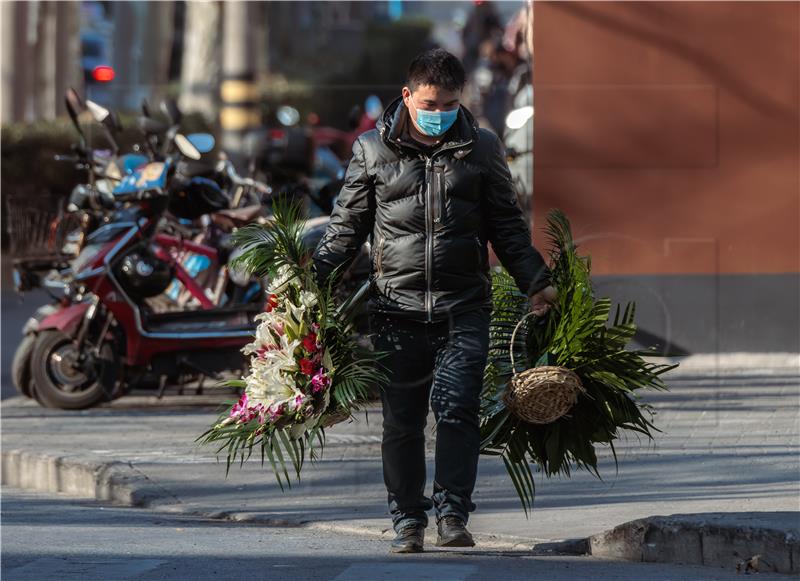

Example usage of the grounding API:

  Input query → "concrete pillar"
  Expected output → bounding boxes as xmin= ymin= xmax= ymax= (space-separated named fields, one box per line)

xmin=141 ymin=1 xmax=174 ymax=105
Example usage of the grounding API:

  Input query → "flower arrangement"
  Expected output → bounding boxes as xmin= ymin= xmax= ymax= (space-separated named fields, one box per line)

xmin=197 ymin=201 xmax=388 ymax=489
xmin=480 ymin=209 xmax=678 ymax=514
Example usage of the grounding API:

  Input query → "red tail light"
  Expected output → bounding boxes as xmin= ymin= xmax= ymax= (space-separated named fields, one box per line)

xmin=92 ymin=66 xmax=115 ymax=83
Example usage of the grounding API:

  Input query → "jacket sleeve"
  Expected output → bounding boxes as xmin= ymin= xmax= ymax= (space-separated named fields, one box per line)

xmin=311 ymin=136 xmax=375 ymax=289
xmin=483 ymin=133 xmax=552 ymax=297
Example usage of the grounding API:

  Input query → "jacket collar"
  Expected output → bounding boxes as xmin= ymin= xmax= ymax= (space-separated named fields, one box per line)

xmin=376 ymin=94 xmax=479 ymax=155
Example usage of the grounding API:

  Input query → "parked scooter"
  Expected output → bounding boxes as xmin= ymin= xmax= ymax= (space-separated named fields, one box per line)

xmin=24 ymin=126 xmax=266 ymax=409
xmin=11 ymin=89 xmax=150 ymax=400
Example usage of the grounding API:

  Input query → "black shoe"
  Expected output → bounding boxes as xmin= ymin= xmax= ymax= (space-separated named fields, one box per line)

xmin=436 ymin=515 xmax=475 ymax=547
xmin=390 ymin=522 xmax=425 ymax=553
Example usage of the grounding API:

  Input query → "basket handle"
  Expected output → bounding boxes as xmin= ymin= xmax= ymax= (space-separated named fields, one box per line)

xmin=509 ymin=311 xmax=541 ymax=375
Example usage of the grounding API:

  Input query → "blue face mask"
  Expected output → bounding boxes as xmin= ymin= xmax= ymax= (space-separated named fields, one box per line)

xmin=409 ymin=94 xmax=459 ymax=137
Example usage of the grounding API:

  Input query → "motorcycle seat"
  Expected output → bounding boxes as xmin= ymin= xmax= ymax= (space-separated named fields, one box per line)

xmin=143 ymin=304 xmax=262 ymax=334
xmin=177 ymin=159 xmax=217 ymax=179
xmin=210 ymin=205 xmax=265 ymax=231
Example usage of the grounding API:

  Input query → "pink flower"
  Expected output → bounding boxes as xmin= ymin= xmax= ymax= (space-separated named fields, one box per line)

xmin=255 ymin=403 xmax=268 ymax=424
xmin=266 ymin=403 xmax=284 ymax=422
xmin=271 ymin=321 xmax=285 ymax=336
xmin=292 ymin=393 xmax=306 ymax=410
xmin=311 ymin=369 xmax=331 ymax=393
xmin=230 ymin=393 xmax=256 ymax=423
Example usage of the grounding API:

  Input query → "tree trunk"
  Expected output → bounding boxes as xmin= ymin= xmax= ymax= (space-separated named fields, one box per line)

xmin=34 ymin=1 xmax=57 ymax=120
xmin=179 ymin=0 xmax=221 ymax=121
xmin=54 ymin=1 xmax=81 ymax=117
xmin=142 ymin=1 xmax=175 ymax=106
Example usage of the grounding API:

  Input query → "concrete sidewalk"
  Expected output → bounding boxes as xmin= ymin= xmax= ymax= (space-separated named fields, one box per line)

xmin=2 ymin=366 xmax=799 ymax=575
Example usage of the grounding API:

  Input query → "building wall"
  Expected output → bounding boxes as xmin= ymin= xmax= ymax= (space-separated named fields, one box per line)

xmin=533 ymin=1 xmax=799 ymax=354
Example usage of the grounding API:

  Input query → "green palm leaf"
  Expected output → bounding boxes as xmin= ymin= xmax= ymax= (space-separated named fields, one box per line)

xmin=480 ymin=209 xmax=677 ymax=514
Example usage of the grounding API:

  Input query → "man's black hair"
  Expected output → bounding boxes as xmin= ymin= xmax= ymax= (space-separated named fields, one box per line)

xmin=406 ymin=48 xmax=466 ymax=93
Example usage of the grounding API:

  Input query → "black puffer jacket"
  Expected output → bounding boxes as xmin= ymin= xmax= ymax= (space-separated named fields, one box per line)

xmin=312 ymin=95 xmax=550 ymax=322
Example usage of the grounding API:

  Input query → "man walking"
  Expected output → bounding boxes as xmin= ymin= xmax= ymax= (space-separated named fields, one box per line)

xmin=312 ymin=49 xmax=556 ymax=553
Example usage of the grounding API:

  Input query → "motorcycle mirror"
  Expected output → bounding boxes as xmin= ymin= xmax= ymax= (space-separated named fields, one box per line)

xmin=186 ymin=133 xmax=215 ymax=154
xmin=66 ymin=87 xmax=85 ymax=111
xmin=276 ymin=105 xmax=300 ymax=127
xmin=141 ymin=98 xmax=152 ymax=118
xmin=86 ymin=99 xmax=111 ymax=123
xmin=64 ymin=88 xmax=86 ymax=143
xmin=505 ymin=105 xmax=533 ymax=130
xmin=87 ymin=99 xmax=120 ymax=153
xmin=174 ymin=133 xmax=202 ymax=160
xmin=161 ymin=98 xmax=183 ymax=125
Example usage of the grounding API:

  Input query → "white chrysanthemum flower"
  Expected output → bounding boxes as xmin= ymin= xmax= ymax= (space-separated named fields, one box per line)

xmin=267 ymin=264 xmax=298 ymax=295
xmin=299 ymin=290 xmax=318 ymax=308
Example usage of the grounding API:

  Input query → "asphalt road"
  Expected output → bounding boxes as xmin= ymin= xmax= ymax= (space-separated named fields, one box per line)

xmin=2 ymin=488 xmax=771 ymax=581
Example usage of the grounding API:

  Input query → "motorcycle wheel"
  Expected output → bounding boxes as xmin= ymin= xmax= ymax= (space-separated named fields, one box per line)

xmin=30 ymin=330 xmax=118 ymax=410
xmin=11 ymin=334 xmax=36 ymax=398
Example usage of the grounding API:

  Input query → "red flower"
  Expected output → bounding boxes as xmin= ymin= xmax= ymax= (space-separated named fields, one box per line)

xmin=265 ymin=293 xmax=279 ymax=312
xmin=299 ymin=358 xmax=316 ymax=376
xmin=302 ymin=331 xmax=318 ymax=353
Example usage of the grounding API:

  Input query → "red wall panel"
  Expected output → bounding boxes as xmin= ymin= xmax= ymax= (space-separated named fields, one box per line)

xmin=533 ymin=1 xmax=799 ymax=276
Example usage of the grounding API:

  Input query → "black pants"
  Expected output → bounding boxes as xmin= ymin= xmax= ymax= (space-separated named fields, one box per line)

xmin=368 ymin=306 xmax=491 ymax=532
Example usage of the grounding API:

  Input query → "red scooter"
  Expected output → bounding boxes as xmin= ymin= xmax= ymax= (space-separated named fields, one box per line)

xmin=27 ymin=152 xmax=264 ymax=409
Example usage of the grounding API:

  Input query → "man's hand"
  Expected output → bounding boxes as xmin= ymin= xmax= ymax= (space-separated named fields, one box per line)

xmin=530 ymin=285 xmax=557 ymax=316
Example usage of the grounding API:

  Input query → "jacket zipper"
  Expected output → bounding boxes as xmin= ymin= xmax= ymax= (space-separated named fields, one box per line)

xmin=376 ymin=235 xmax=385 ymax=277
xmin=432 ymin=169 xmax=442 ymax=227
xmin=425 ymin=140 xmax=475 ymax=322
xmin=425 ymin=156 xmax=433 ymax=322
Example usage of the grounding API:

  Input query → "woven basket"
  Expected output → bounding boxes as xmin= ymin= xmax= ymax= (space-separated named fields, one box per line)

xmin=502 ymin=311 xmax=585 ymax=424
